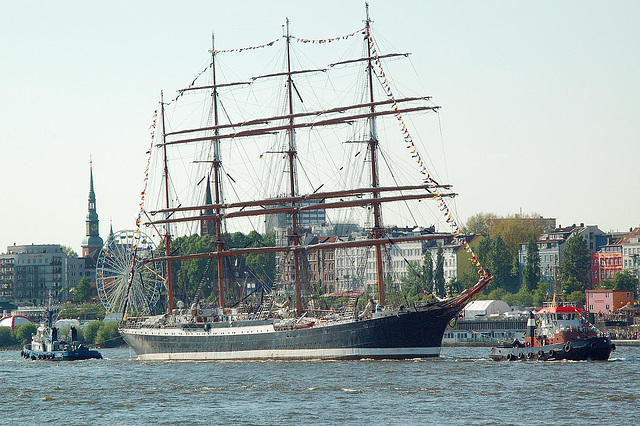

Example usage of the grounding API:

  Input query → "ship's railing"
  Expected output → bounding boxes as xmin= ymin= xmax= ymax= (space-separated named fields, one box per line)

xmin=542 ymin=301 xmax=577 ymax=308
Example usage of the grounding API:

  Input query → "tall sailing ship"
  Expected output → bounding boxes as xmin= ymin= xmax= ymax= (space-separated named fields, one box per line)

xmin=118 ymin=6 xmax=491 ymax=360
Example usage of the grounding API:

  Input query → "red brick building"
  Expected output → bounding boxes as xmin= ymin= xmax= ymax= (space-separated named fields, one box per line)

xmin=590 ymin=244 xmax=623 ymax=288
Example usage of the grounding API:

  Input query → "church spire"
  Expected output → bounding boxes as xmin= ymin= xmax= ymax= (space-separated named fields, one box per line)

xmin=200 ymin=174 xmax=214 ymax=236
xmin=81 ymin=159 xmax=104 ymax=260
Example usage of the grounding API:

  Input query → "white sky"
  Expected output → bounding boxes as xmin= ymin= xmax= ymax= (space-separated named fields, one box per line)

xmin=1 ymin=1 xmax=639 ymax=255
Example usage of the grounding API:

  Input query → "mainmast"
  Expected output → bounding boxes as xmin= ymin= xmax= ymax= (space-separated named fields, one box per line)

xmin=160 ymin=91 xmax=174 ymax=313
xmin=365 ymin=3 xmax=386 ymax=307
xmin=211 ymin=34 xmax=226 ymax=308
xmin=284 ymin=18 xmax=303 ymax=317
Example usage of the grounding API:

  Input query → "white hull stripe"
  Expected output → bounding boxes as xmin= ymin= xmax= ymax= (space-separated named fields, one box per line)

xmin=136 ymin=347 xmax=441 ymax=361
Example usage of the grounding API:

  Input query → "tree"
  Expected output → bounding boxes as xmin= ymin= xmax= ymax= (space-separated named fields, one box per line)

xmin=463 ymin=212 xmax=496 ymax=235
xmin=434 ymin=245 xmax=445 ymax=297
xmin=13 ymin=323 xmax=38 ymax=346
xmin=567 ymin=290 xmax=586 ymax=304
xmin=598 ymin=279 xmax=615 ymax=290
xmin=490 ymin=236 xmax=517 ymax=293
xmin=560 ymin=234 xmax=590 ymax=293
xmin=58 ymin=302 xmax=104 ymax=320
xmin=72 ymin=276 xmax=93 ymax=303
xmin=487 ymin=288 xmax=506 ymax=300
xmin=475 ymin=236 xmax=494 ymax=293
xmin=487 ymin=213 xmax=547 ymax=259
xmin=0 ymin=327 xmax=14 ymax=347
xmin=612 ymin=269 xmax=639 ymax=291
xmin=532 ymin=281 xmax=551 ymax=307
xmin=58 ymin=302 xmax=79 ymax=319
xmin=522 ymin=236 xmax=541 ymax=292
xmin=423 ymin=251 xmax=434 ymax=293
xmin=83 ymin=321 xmax=101 ymax=344
xmin=398 ymin=261 xmax=429 ymax=304
xmin=61 ymin=245 xmax=78 ymax=258
xmin=95 ymin=321 xmax=123 ymax=347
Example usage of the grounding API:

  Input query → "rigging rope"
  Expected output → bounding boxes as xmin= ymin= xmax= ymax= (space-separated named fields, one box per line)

xmin=365 ymin=28 xmax=488 ymax=279
xmin=123 ymin=110 xmax=158 ymax=320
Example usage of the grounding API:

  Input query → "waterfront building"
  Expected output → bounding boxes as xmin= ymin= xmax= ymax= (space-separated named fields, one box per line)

xmin=265 ymin=198 xmax=327 ymax=234
xmin=621 ymin=227 xmax=640 ymax=287
xmin=586 ymin=289 xmax=635 ymax=314
xmin=518 ymin=223 xmax=605 ymax=287
xmin=307 ymin=236 xmax=337 ymax=292
xmin=591 ymin=243 xmax=623 ymax=288
xmin=335 ymin=236 xmax=369 ymax=293
xmin=0 ymin=244 xmax=84 ymax=305
xmin=425 ymin=234 xmax=484 ymax=285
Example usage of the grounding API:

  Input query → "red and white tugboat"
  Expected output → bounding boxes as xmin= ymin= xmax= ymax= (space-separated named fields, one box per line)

xmin=490 ymin=302 xmax=615 ymax=361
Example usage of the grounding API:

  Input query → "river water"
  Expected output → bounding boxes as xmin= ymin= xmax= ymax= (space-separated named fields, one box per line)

xmin=2 ymin=345 xmax=639 ymax=425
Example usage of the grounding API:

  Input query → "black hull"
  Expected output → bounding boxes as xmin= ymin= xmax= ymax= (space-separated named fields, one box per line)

xmin=489 ymin=336 xmax=615 ymax=362
xmin=21 ymin=345 xmax=103 ymax=361
xmin=120 ymin=303 xmax=461 ymax=361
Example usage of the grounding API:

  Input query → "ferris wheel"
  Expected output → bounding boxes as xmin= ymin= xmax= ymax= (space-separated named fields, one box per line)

xmin=96 ymin=230 xmax=164 ymax=316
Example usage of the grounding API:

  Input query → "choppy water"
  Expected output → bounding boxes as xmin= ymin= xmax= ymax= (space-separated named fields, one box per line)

xmin=2 ymin=345 xmax=639 ymax=425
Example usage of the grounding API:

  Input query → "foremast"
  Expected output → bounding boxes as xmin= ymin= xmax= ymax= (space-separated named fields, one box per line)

xmin=160 ymin=92 xmax=175 ymax=313
xmin=284 ymin=19 xmax=304 ymax=317
xmin=210 ymin=35 xmax=226 ymax=308
xmin=364 ymin=3 xmax=386 ymax=307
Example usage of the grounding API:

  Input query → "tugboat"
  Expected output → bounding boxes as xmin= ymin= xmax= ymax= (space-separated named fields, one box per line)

xmin=20 ymin=311 xmax=102 ymax=361
xmin=490 ymin=302 xmax=615 ymax=361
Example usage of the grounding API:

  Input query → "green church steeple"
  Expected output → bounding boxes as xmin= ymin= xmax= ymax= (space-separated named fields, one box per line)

xmin=81 ymin=159 xmax=104 ymax=259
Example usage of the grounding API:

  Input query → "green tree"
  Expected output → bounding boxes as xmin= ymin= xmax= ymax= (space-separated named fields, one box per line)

xmin=487 ymin=213 xmax=547 ymax=259
xmin=560 ymin=234 xmax=590 ymax=293
xmin=434 ymin=245 xmax=445 ymax=297
xmin=95 ymin=321 xmax=123 ymax=347
xmin=490 ymin=236 xmax=517 ymax=293
xmin=77 ymin=303 xmax=105 ymax=320
xmin=532 ymin=281 xmax=551 ymax=307
xmin=612 ymin=269 xmax=639 ymax=291
xmin=487 ymin=288 xmax=506 ymax=300
xmin=72 ymin=276 xmax=93 ymax=303
xmin=173 ymin=234 xmax=215 ymax=304
xmin=522 ymin=236 xmax=541 ymax=292
xmin=58 ymin=302 xmax=79 ymax=319
xmin=475 ymin=236 xmax=494 ymax=293
xmin=567 ymin=290 xmax=586 ymax=304
xmin=598 ymin=279 xmax=615 ymax=290
xmin=13 ymin=323 xmax=38 ymax=346
xmin=463 ymin=212 xmax=496 ymax=235
xmin=61 ymin=245 xmax=78 ymax=258
xmin=83 ymin=321 xmax=102 ymax=344
xmin=423 ymin=251 xmax=434 ymax=293
xmin=0 ymin=327 xmax=14 ymax=347
xmin=399 ymin=261 xmax=429 ymax=304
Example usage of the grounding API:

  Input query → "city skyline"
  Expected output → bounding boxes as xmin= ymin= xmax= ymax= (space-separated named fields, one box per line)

xmin=1 ymin=1 xmax=638 ymax=255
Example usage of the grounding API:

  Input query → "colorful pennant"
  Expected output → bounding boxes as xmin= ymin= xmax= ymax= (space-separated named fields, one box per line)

xmin=123 ymin=110 xmax=158 ymax=320
xmin=365 ymin=28 xmax=488 ymax=279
